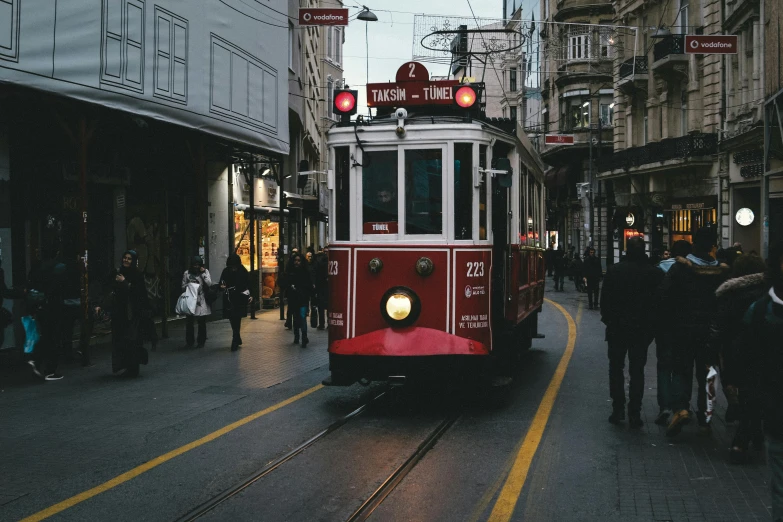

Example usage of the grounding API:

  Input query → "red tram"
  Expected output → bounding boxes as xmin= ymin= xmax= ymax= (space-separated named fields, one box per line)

xmin=323 ymin=63 xmax=547 ymax=386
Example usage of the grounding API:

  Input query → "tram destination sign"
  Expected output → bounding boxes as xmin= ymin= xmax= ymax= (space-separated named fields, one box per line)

xmin=545 ymin=134 xmax=575 ymax=145
xmin=367 ymin=61 xmax=459 ymax=107
xmin=684 ymin=35 xmax=738 ymax=54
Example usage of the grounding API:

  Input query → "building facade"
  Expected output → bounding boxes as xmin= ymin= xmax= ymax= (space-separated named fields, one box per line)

xmin=540 ymin=0 xmax=615 ymax=259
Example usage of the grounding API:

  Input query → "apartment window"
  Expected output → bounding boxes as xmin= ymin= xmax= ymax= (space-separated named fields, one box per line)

xmin=643 ymin=114 xmax=648 ymax=144
xmin=327 ymin=79 xmax=334 ymax=118
xmin=564 ymin=99 xmax=590 ymax=130
xmin=600 ymin=103 xmax=613 ymax=126
xmin=599 ymin=26 xmax=614 ymax=59
xmin=288 ymin=22 xmax=294 ymax=70
xmin=335 ymin=28 xmax=341 ymax=65
xmin=678 ymin=0 xmax=689 ymax=34
xmin=510 ymin=106 xmax=518 ymax=121
xmin=509 ymin=68 xmax=517 ymax=91
xmin=568 ymin=32 xmax=590 ymax=60
xmin=101 ymin=0 xmax=146 ymax=93
xmin=154 ymin=7 xmax=188 ymax=103
xmin=327 ymin=27 xmax=333 ymax=60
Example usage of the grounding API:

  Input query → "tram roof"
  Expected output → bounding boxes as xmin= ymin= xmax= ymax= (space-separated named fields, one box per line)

xmin=327 ymin=115 xmax=545 ymax=183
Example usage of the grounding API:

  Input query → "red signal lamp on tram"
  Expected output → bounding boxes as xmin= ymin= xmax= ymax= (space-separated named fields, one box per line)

xmin=454 ymin=85 xmax=478 ymax=108
xmin=334 ymin=89 xmax=358 ymax=123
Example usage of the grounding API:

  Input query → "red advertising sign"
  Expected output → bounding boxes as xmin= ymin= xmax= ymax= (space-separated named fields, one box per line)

xmin=299 ymin=8 xmax=349 ymax=26
xmin=363 ymin=222 xmax=398 ymax=234
xmin=545 ymin=134 xmax=575 ymax=145
xmin=367 ymin=62 xmax=459 ymax=107
xmin=684 ymin=35 xmax=738 ymax=54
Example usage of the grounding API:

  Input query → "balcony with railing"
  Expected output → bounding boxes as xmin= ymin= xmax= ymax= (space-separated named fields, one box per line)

xmin=597 ymin=133 xmax=718 ymax=174
xmin=651 ymin=36 xmax=688 ymax=77
xmin=617 ymin=56 xmax=649 ymax=94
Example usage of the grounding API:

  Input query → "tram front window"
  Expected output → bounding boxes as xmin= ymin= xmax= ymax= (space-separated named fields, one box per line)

xmin=362 ymin=151 xmax=399 ymax=234
xmin=405 ymin=149 xmax=443 ymax=235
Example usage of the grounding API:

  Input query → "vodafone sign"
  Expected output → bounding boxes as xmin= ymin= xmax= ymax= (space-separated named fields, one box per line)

xmin=684 ymin=35 xmax=738 ymax=54
xmin=299 ymin=8 xmax=349 ymax=26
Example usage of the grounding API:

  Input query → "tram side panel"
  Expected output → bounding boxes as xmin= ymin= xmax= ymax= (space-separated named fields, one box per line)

xmin=327 ymin=247 xmax=352 ymax=344
xmin=452 ymin=249 xmax=493 ymax=353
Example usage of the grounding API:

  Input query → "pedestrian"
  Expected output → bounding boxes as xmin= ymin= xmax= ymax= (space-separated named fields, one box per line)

xmin=653 ymin=239 xmax=692 ymax=426
xmin=583 ymin=247 xmax=602 ymax=309
xmin=306 ymin=251 xmax=318 ymax=329
xmin=738 ymin=241 xmax=783 ymax=520
xmin=181 ymin=256 xmax=212 ymax=348
xmin=600 ymin=237 xmax=664 ymax=427
xmin=313 ymin=247 xmax=329 ymax=329
xmin=282 ymin=248 xmax=299 ymax=329
xmin=571 ymin=252 xmax=584 ymax=292
xmin=286 ymin=252 xmax=313 ymax=346
xmin=661 ymin=227 xmax=729 ymax=437
xmin=707 ymin=254 xmax=768 ymax=463
xmin=661 ymin=248 xmax=671 ymax=261
xmin=553 ymin=246 xmax=566 ymax=291
xmin=110 ymin=250 xmax=150 ymax=378
xmin=26 ymin=248 xmax=67 ymax=381
xmin=545 ymin=244 xmax=554 ymax=277
xmin=219 ymin=253 xmax=250 ymax=351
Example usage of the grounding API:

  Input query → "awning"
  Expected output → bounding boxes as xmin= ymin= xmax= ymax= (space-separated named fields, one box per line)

xmin=545 ymin=166 xmax=569 ymax=189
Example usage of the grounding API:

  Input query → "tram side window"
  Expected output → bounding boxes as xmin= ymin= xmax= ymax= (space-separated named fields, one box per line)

xmin=362 ymin=150 xmax=399 ymax=233
xmin=479 ymin=145 xmax=488 ymax=240
xmin=334 ymin=146 xmax=350 ymax=241
xmin=454 ymin=143 xmax=473 ymax=240
xmin=405 ymin=149 xmax=443 ymax=235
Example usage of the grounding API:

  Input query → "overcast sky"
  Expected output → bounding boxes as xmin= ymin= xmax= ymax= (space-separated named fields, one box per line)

xmin=339 ymin=1 xmax=505 ymax=114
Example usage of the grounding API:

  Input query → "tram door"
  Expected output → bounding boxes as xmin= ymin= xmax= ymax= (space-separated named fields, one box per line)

xmin=490 ymin=159 xmax=512 ymax=332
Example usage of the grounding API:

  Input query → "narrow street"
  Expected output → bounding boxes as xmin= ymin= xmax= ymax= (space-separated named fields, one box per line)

xmin=0 ymin=283 xmax=772 ymax=522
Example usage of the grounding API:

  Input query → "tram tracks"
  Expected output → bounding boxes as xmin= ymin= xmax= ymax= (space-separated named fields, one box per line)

xmin=173 ymin=388 xmax=461 ymax=522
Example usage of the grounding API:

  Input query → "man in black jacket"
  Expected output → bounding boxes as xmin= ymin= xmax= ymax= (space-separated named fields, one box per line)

xmin=662 ymin=227 xmax=729 ymax=437
xmin=740 ymin=241 xmax=783 ymax=520
xmin=583 ymin=247 xmax=602 ymax=309
xmin=601 ymin=237 xmax=664 ymax=427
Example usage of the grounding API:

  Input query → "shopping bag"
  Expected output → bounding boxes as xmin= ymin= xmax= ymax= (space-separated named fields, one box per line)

xmin=705 ymin=366 xmax=718 ymax=424
xmin=21 ymin=315 xmax=40 ymax=354
xmin=175 ymin=282 xmax=199 ymax=316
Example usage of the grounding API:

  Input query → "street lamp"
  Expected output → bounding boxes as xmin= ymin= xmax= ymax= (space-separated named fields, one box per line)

xmin=357 ymin=6 xmax=378 ymax=116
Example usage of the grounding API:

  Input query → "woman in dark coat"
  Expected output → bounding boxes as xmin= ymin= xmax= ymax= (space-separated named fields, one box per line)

xmin=287 ymin=252 xmax=313 ymax=346
xmin=111 ymin=250 xmax=150 ymax=377
xmin=708 ymin=254 xmax=769 ymax=462
xmin=219 ymin=254 xmax=250 ymax=351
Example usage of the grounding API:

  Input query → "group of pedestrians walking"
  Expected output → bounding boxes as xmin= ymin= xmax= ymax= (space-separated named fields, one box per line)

xmin=546 ymin=245 xmax=602 ymax=308
xmin=280 ymin=247 xmax=328 ymax=347
xmin=599 ymin=228 xmax=783 ymax=520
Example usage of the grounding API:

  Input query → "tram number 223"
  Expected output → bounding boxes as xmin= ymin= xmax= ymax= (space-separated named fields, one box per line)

xmin=466 ymin=261 xmax=484 ymax=278
xmin=328 ymin=261 xmax=339 ymax=276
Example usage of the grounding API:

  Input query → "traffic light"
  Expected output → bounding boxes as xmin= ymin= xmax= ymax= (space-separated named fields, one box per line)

xmin=452 ymin=83 xmax=483 ymax=117
xmin=333 ymin=89 xmax=357 ymax=123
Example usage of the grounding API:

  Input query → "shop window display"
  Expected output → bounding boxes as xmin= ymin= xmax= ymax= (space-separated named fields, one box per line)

xmin=233 ymin=211 xmax=281 ymax=306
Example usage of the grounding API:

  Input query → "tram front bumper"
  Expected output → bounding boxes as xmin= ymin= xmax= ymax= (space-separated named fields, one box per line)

xmin=329 ymin=327 xmax=489 ymax=356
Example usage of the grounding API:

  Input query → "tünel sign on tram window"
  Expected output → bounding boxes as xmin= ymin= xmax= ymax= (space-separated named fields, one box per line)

xmin=363 ymin=222 xmax=398 ymax=234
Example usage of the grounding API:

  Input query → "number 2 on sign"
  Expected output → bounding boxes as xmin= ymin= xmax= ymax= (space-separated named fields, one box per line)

xmin=409 ymin=63 xmax=416 ymax=77
xmin=328 ymin=261 xmax=339 ymax=276
xmin=466 ymin=261 xmax=484 ymax=277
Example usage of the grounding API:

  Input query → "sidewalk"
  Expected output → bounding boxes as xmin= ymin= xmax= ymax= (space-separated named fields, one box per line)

xmin=0 ymin=307 xmax=334 ymax=515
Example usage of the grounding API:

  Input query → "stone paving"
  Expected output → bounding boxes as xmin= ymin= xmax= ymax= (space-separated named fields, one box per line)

xmin=0 ymin=307 xmax=329 ymax=512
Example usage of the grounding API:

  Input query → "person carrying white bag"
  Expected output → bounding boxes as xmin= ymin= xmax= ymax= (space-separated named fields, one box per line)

xmin=179 ymin=256 xmax=212 ymax=348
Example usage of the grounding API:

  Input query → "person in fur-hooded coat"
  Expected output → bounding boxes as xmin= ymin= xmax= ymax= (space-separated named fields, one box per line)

xmin=708 ymin=254 xmax=769 ymax=461
xmin=661 ymin=227 xmax=730 ymax=437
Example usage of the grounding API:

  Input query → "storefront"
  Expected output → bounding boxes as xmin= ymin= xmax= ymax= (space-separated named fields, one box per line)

xmin=666 ymin=196 xmax=718 ymax=244
xmin=612 ymin=206 xmax=645 ymax=254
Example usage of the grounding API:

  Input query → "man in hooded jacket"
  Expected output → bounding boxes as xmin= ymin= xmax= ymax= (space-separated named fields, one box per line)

xmin=661 ymin=227 xmax=729 ymax=437
xmin=600 ymin=237 xmax=664 ymax=427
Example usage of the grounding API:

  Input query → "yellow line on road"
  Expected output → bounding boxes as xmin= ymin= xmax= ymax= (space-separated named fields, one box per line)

xmin=487 ymin=298 xmax=577 ymax=522
xmin=19 ymin=384 xmax=324 ymax=522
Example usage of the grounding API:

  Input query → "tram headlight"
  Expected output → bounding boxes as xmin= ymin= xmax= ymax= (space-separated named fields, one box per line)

xmin=385 ymin=294 xmax=412 ymax=320
xmin=380 ymin=286 xmax=421 ymax=327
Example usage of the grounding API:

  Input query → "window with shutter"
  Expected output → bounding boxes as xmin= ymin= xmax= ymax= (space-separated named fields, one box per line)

xmin=101 ymin=0 xmax=146 ymax=93
xmin=154 ymin=7 xmax=188 ymax=103
xmin=0 ymin=0 xmax=20 ymax=62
